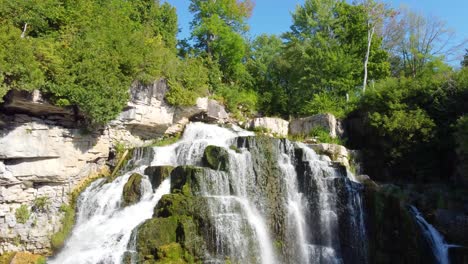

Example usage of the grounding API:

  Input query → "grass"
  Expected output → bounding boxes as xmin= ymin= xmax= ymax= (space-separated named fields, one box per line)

xmin=51 ymin=204 xmax=75 ymax=251
xmin=308 ymin=127 xmax=345 ymax=145
xmin=33 ymin=196 xmax=50 ymax=212
xmin=15 ymin=204 xmax=30 ymax=224
xmin=151 ymin=134 xmax=181 ymax=147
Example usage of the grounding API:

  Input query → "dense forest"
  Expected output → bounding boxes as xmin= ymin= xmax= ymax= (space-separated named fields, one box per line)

xmin=0 ymin=0 xmax=467 ymax=184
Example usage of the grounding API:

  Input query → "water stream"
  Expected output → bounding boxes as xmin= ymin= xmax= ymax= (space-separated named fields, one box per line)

xmin=51 ymin=123 xmax=368 ymax=264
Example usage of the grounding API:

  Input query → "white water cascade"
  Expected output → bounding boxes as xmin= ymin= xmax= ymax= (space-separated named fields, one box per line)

xmin=49 ymin=151 xmax=171 ymax=263
xmin=51 ymin=122 xmax=368 ymax=264
xmin=410 ymin=206 xmax=455 ymax=264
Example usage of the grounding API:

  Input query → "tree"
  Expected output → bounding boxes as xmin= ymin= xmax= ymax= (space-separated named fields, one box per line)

xmin=189 ymin=0 xmax=253 ymax=81
xmin=462 ymin=49 xmax=468 ymax=68
xmin=282 ymin=0 xmax=389 ymax=116
xmin=383 ymin=8 xmax=467 ymax=77
xmin=357 ymin=0 xmax=390 ymax=92
xmin=246 ymin=34 xmax=288 ymax=115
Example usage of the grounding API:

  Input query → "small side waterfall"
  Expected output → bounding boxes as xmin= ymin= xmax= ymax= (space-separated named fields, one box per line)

xmin=409 ymin=206 xmax=452 ymax=264
xmin=49 ymin=170 xmax=170 ymax=263
xmin=52 ymin=123 xmax=369 ymax=264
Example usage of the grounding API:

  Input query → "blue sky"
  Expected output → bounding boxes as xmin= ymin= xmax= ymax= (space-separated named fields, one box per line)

xmin=165 ymin=0 xmax=467 ymax=59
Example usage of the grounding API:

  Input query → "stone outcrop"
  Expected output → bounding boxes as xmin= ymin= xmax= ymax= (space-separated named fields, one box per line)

xmin=309 ymin=143 xmax=350 ymax=168
xmin=249 ymin=117 xmax=289 ymax=137
xmin=0 ymin=114 xmax=109 ymax=255
xmin=122 ymin=173 xmax=143 ymax=206
xmin=112 ymin=80 xmax=229 ymax=140
xmin=1 ymin=90 xmax=79 ymax=127
xmin=289 ymin=113 xmax=343 ymax=138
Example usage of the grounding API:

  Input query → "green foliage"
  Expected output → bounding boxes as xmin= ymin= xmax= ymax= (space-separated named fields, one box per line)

xmin=0 ymin=23 xmax=44 ymax=102
xmin=189 ymin=0 xmax=253 ymax=81
xmin=33 ymin=196 xmax=50 ymax=212
xmin=246 ymin=34 xmax=288 ymax=116
xmin=462 ymin=49 xmax=468 ymax=68
xmin=15 ymin=205 xmax=30 ymax=224
xmin=308 ymin=127 xmax=344 ymax=145
xmin=303 ymin=92 xmax=357 ymax=119
xmin=249 ymin=0 xmax=390 ymax=117
xmin=352 ymin=69 xmax=468 ymax=181
xmin=213 ymin=84 xmax=257 ymax=120
xmin=455 ymin=115 xmax=468 ymax=181
xmin=0 ymin=0 xmax=179 ymax=124
xmin=51 ymin=204 xmax=75 ymax=251
xmin=36 ymin=257 xmax=46 ymax=264
xmin=152 ymin=134 xmax=181 ymax=147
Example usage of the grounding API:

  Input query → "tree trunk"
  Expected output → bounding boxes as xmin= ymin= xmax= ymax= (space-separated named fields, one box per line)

xmin=20 ymin=23 xmax=28 ymax=38
xmin=363 ymin=23 xmax=375 ymax=93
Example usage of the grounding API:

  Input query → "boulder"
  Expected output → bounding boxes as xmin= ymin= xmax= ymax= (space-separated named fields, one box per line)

xmin=187 ymin=97 xmax=229 ymax=123
xmin=289 ymin=113 xmax=343 ymax=138
xmin=249 ymin=117 xmax=289 ymax=137
xmin=144 ymin=166 xmax=174 ymax=189
xmin=112 ymin=80 xmax=229 ymax=140
xmin=203 ymin=146 xmax=230 ymax=171
xmin=309 ymin=143 xmax=350 ymax=167
xmin=122 ymin=173 xmax=143 ymax=206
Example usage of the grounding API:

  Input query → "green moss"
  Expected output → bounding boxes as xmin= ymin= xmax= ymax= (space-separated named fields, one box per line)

xmin=15 ymin=205 xmax=30 ymax=224
xmin=170 ymin=166 xmax=205 ymax=195
xmin=229 ymin=145 xmax=241 ymax=153
xmin=0 ymin=252 xmax=15 ymax=264
xmin=152 ymin=134 xmax=181 ymax=147
xmin=122 ymin=173 xmax=143 ymax=206
xmin=137 ymin=214 xmax=202 ymax=263
xmin=51 ymin=204 xmax=75 ymax=251
xmin=145 ymin=166 xmax=174 ymax=189
xmin=203 ymin=145 xmax=230 ymax=171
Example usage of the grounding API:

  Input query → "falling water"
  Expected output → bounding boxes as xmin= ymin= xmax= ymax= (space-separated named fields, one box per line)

xmin=49 ymin=170 xmax=170 ymax=263
xmin=52 ymin=123 xmax=368 ymax=264
xmin=410 ymin=206 xmax=452 ymax=264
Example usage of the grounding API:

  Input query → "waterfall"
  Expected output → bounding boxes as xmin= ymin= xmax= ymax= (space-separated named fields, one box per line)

xmin=49 ymin=172 xmax=170 ymax=263
xmin=409 ymin=206 xmax=452 ymax=264
xmin=51 ymin=122 xmax=368 ymax=264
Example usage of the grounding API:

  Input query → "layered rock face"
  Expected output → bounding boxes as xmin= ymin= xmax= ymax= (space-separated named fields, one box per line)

xmin=112 ymin=80 xmax=229 ymax=141
xmin=0 ymin=114 xmax=109 ymax=254
xmin=0 ymin=80 xmax=231 ymax=255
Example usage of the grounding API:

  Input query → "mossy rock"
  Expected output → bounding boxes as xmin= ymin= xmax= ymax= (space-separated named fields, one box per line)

xmin=170 ymin=166 xmax=205 ymax=196
xmin=137 ymin=214 xmax=204 ymax=263
xmin=145 ymin=166 xmax=174 ymax=189
xmin=203 ymin=145 xmax=230 ymax=171
xmin=122 ymin=173 xmax=143 ymax=206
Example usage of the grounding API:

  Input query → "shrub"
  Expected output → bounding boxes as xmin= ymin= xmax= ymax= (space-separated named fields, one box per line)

xmin=33 ymin=196 xmax=50 ymax=212
xmin=308 ymin=127 xmax=344 ymax=145
xmin=151 ymin=134 xmax=181 ymax=147
xmin=454 ymin=115 xmax=468 ymax=182
xmin=15 ymin=205 xmax=30 ymax=224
